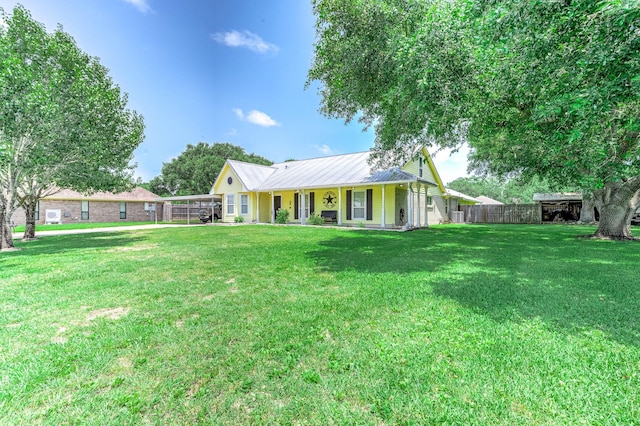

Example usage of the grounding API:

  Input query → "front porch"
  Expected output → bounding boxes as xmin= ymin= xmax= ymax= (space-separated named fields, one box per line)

xmin=236 ymin=183 xmax=435 ymax=229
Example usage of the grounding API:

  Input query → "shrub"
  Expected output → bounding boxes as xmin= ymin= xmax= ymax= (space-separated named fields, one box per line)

xmin=307 ymin=213 xmax=324 ymax=226
xmin=275 ymin=209 xmax=289 ymax=224
xmin=234 ymin=216 xmax=244 ymax=223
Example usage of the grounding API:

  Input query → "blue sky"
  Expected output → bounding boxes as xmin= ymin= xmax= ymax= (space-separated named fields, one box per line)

xmin=2 ymin=0 xmax=469 ymax=185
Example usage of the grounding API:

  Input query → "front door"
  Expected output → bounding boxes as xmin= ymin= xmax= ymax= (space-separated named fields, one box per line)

xmin=273 ymin=196 xmax=282 ymax=221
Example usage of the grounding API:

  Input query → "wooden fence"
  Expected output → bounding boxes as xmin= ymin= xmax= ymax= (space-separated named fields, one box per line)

xmin=461 ymin=204 xmax=542 ymax=224
xmin=165 ymin=202 xmax=213 ymax=222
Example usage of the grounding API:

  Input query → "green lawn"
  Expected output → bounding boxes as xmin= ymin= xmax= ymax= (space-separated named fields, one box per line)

xmin=1 ymin=224 xmax=639 ymax=424
xmin=12 ymin=221 xmax=165 ymax=233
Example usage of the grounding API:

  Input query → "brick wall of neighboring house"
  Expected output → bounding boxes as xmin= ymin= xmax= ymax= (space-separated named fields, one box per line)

xmin=11 ymin=200 xmax=162 ymax=225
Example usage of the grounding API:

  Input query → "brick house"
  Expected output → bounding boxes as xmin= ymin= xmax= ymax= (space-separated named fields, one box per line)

xmin=11 ymin=186 xmax=163 ymax=225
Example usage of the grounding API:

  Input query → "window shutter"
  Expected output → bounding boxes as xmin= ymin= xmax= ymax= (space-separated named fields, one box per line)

xmin=294 ymin=193 xmax=299 ymax=219
xmin=366 ymin=189 xmax=373 ymax=220
xmin=309 ymin=192 xmax=315 ymax=215
xmin=346 ymin=190 xmax=352 ymax=220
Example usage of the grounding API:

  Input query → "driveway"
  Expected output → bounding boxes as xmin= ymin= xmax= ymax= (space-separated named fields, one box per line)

xmin=11 ymin=223 xmax=205 ymax=239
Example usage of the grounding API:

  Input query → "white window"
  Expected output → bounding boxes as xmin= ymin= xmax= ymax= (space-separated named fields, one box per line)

xmin=427 ymin=196 xmax=433 ymax=206
xmin=418 ymin=157 xmax=424 ymax=178
xmin=240 ymin=194 xmax=249 ymax=215
xmin=352 ymin=191 xmax=366 ymax=220
xmin=81 ymin=201 xmax=89 ymax=220
xmin=226 ymin=194 xmax=235 ymax=215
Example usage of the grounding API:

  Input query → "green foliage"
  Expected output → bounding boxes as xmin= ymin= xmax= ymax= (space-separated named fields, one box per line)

xmin=0 ymin=5 xmax=144 ymax=247
xmin=275 ymin=208 xmax=289 ymax=224
xmin=309 ymin=0 xmax=640 ymax=237
xmin=2 ymin=225 xmax=640 ymax=423
xmin=307 ymin=213 xmax=325 ymax=225
xmin=447 ymin=176 xmax=579 ymax=204
xmin=234 ymin=216 xmax=244 ymax=223
xmin=465 ymin=1 xmax=640 ymax=189
xmin=309 ymin=0 xmax=640 ymax=185
xmin=150 ymin=142 xmax=272 ymax=196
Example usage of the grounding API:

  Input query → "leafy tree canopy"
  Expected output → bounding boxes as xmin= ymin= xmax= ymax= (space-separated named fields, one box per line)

xmin=309 ymin=0 xmax=640 ymax=238
xmin=0 ymin=5 xmax=144 ymax=248
xmin=149 ymin=142 xmax=272 ymax=196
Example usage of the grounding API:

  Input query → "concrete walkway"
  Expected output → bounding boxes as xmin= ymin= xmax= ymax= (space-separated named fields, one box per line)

xmin=11 ymin=223 xmax=204 ymax=239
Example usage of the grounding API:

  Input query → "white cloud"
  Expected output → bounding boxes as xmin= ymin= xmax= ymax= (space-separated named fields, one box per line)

xmin=232 ymin=108 xmax=245 ymax=120
xmin=123 ymin=0 xmax=153 ymax=14
xmin=314 ymin=144 xmax=336 ymax=155
xmin=233 ymin=108 xmax=279 ymax=127
xmin=211 ymin=30 xmax=279 ymax=54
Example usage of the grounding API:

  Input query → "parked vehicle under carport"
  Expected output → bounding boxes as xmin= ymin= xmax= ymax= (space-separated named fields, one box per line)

xmin=199 ymin=202 xmax=221 ymax=223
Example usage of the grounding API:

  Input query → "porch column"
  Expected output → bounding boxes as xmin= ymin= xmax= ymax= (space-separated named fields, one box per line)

xmin=256 ymin=193 xmax=260 ymax=223
xmin=300 ymin=190 xmax=306 ymax=225
xmin=381 ymin=185 xmax=386 ymax=228
xmin=424 ymin=189 xmax=429 ymax=228
xmin=271 ymin=192 xmax=275 ymax=224
xmin=416 ymin=183 xmax=422 ymax=227
xmin=406 ymin=183 xmax=412 ymax=227
xmin=338 ymin=187 xmax=343 ymax=225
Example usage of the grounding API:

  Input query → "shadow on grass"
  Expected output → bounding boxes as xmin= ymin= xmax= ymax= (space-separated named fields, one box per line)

xmin=308 ymin=225 xmax=640 ymax=347
xmin=2 ymin=232 xmax=148 ymax=258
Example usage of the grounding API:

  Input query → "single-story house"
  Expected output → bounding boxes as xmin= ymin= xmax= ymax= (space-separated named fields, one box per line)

xmin=10 ymin=186 xmax=162 ymax=225
xmin=211 ymin=147 xmax=478 ymax=228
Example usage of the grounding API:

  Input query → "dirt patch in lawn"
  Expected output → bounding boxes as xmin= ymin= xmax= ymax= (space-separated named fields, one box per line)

xmin=86 ymin=307 xmax=130 ymax=323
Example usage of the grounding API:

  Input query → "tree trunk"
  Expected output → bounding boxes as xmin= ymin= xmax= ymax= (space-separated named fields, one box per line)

xmin=593 ymin=202 xmax=635 ymax=239
xmin=0 ymin=207 xmax=15 ymax=250
xmin=579 ymin=192 xmax=596 ymax=223
xmin=591 ymin=183 xmax=640 ymax=240
xmin=23 ymin=199 xmax=37 ymax=240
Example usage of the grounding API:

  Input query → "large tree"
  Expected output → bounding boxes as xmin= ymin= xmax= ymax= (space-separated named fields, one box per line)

xmin=0 ymin=6 xmax=144 ymax=248
xmin=149 ymin=142 xmax=272 ymax=196
xmin=309 ymin=0 xmax=640 ymax=239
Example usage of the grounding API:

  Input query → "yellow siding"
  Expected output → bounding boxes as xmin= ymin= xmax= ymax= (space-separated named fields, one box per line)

xmin=402 ymin=158 xmax=420 ymax=176
xmin=214 ymin=165 xmax=249 ymax=222
xmin=338 ymin=185 xmax=398 ymax=227
xmin=421 ymin=160 xmax=438 ymax=187
xmin=258 ymin=193 xmax=271 ymax=223
xmin=213 ymin=164 xmax=245 ymax=195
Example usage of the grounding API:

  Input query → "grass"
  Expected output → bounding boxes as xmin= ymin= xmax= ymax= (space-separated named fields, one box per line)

xmin=12 ymin=221 xmax=164 ymax=233
xmin=1 ymin=224 xmax=639 ymax=424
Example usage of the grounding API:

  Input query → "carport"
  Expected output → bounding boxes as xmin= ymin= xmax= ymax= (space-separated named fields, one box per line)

xmin=154 ymin=194 xmax=222 ymax=225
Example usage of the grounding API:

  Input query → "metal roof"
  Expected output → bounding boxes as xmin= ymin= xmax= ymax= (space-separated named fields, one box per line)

xmin=258 ymin=151 xmax=436 ymax=191
xmin=533 ymin=192 xmax=583 ymax=202
xmin=227 ymin=160 xmax=277 ymax=190
xmin=155 ymin=194 xmax=221 ymax=202
xmin=443 ymin=188 xmax=481 ymax=203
